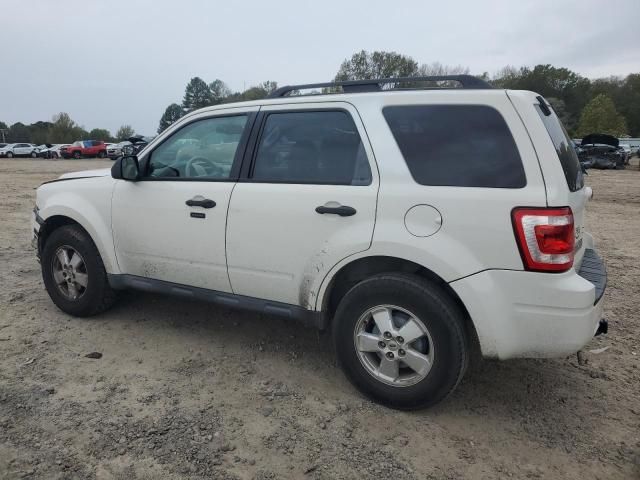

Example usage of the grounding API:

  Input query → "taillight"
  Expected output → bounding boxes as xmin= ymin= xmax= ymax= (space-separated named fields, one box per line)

xmin=512 ymin=207 xmax=574 ymax=272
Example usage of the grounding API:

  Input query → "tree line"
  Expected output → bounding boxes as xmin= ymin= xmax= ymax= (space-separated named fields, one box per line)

xmin=3 ymin=50 xmax=638 ymax=143
xmin=157 ymin=50 xmax=638 ymax=138
xmin=0 ymin=113 xmax=136 ymax=145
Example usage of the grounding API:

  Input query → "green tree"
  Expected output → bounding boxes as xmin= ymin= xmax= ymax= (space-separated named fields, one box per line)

xmin=335 ymin=50 xmax=419 ymax=81
xmin=576 ymin=94 xmax=628 ymax=137
xmin=88 ymin=128 xmax=112 ymax=141
xmin=617 ymin=74 xmax=640 ymax=137
xmin=115 ymin=125 xmax=135 ymax=141
xmin=492 ymin=64 xmax=591 ymax=133
xmin=182 ymin=77 xmax=213 ymax=112
xmin=209 ymin=79 xmax=231 ymax=104
xmin=157 ymin=103 xmax=184 ymax=134
xmin=8 ymin=122 xmax=31 ymax=142
xmin=0 ymin=121 xmax=8 ymax=143
xmin=47 ymin=112 xmax=85 ymax=143
xmin=29 ymin=121 xmax=53 ymax=144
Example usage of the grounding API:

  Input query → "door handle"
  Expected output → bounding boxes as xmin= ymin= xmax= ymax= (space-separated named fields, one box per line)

xmin=315 ymin=205 xmax=357 ymax=217
xmin=186 ymin=197 xmax=216 ymax=208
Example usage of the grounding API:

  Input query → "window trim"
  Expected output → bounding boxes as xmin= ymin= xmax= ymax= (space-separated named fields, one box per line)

xmin=238 ymin=108 xmax=373 ymax=186
xmin=138 ymin=111 xmax=257 ymax=183
xmin=382 ymin=104 xmax=527 ymax=189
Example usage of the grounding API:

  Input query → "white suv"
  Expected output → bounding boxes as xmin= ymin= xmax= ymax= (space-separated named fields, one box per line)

xmin=32 ymin=76 xmax=607 ymax=409
xmin=1 ymin=143 xmax=39 ymax=158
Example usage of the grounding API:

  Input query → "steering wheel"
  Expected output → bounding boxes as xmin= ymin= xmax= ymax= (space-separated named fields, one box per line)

xmin=185 ymin=156 xmax=224 ymax=178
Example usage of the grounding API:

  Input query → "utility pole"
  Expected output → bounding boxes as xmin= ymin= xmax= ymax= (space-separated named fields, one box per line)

xmin=0 ymin=129 xmax=7 ymax=143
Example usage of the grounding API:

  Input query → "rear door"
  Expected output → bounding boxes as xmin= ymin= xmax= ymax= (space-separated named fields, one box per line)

xmin=226 ymin=103 xmax=378 ymax=307
xmin=15 ymin=144 xmax=29 ymax=155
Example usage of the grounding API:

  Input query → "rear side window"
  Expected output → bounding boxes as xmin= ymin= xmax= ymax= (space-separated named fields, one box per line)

xmin=534 ymin=101 xmax=584 ymax=192
xmin=383 ymin=105 xmax=526 ymax=188
xmin=251 ymin=111 xmax=372 ymax=185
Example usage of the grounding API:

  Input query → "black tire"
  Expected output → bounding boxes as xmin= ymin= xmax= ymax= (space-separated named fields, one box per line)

xmin=97 ymin=151 xmax=106 ymax=159
xmin=6 ymin=151 xmax=13 ymax=158
xmin=30 ymin=151 xmax=37 ymax=158
xmin=41 ymin=224 xmax=117 ymax=317
xmin=333 ymin=273 xmax=468 ymax=410
xmin=73 ymin=151 xmax=81 ymax=159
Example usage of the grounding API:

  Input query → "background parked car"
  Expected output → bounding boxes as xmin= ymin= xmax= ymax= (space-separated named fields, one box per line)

xmin=38 ymin=144 xmax=70 ymax=159
xmin=578 ymin=133 xmax=625 ymax=169
xmin=121 ymin=135 xmax=154 ymax=156
xmin=0 ymin=143 xmax=39 ymax=158
xmin=61 ymin=140 xmax=108 ymax=159
xmin=107 ymin=141 xmax=131 ymax=159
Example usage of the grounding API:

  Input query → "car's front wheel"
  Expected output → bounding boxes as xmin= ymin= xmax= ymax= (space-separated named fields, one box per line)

xmin=73 ymin=151 xmax=81 ymax=159
xmin=41 ymin=225 xmax=117 ymax=317
xmin=97 ymin=151 xmax=106 ymax=158
xmin=333 ymin=273 xmax=468 ymax=410
xmin=30 ymin=151 xmax=37 ymax=158
xmin=6 ymin=151 xmax=13 ymax=158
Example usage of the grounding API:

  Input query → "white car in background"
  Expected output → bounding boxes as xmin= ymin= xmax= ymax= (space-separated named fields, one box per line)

xmin=107 ymin=141 xmax=131 ymax=159
xmin=0 ymin=143 xmax=39 ymax=158
xmin=38 ymin=144 xmax=70 ymax=159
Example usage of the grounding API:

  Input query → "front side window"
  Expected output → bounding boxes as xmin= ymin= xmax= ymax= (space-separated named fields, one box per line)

xmin=251 ymin=111 xmax=372 ymax=185
xmin=383 ymin=105 xmax=526 ymax=188
xmin=147 ymin=115 xmax=247 ymax=179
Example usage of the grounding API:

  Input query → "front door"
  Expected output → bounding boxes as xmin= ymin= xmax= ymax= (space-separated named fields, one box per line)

xmin=112 ymin=108 xmax=256 ymax=293
xmin=226 ymin=103 xmax=379 ymax=307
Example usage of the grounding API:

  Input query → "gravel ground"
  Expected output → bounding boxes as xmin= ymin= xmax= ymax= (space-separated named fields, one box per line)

xmin=0 ymin=158 xmax=639 ymax=480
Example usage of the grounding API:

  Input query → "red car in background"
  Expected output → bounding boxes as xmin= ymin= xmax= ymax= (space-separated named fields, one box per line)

xmin=61 ymin=140 xmax=107 ymax=159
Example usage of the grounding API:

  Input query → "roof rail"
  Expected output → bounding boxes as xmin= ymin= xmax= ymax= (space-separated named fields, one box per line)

xmin=268 ymin=75 xmax=493 ymax=98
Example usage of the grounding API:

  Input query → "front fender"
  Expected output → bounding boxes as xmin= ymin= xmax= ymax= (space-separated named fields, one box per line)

xmin=37 ymin=178 xmax=119 ymax=274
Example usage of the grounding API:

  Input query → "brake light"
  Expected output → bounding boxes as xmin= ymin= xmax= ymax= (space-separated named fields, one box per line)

xmin=512 ymin=207 xmax=574 ymax=272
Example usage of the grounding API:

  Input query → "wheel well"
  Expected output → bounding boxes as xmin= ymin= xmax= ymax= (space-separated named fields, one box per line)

xmin=38 ymin=215 xmax=81 ymax=254
xmin=323 ymin=256 xmax=481 ymax=361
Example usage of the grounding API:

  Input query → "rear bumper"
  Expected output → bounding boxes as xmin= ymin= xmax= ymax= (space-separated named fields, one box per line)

xmin=450 ymin=248 xmax=607 ymax=360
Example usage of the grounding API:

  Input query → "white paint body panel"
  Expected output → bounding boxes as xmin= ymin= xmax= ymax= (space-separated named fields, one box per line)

xmin=35 ymin=176 xmax=120 ymax=274
xmin=112 ymin=181 xmax=234 ymax=292
xmin=226 ymin=102 xmax=378 ymax=307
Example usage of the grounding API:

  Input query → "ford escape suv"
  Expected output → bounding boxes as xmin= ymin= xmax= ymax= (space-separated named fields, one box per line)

xmin=32 ymin=75 xmax=607 ymax=409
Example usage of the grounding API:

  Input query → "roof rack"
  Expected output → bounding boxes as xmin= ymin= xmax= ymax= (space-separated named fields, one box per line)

xmin=268 ymin=75 xmax=493 ymax=98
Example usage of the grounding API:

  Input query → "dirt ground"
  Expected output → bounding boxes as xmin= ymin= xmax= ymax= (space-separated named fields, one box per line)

xmin=0 ymin=158 xmax=638 ymax=480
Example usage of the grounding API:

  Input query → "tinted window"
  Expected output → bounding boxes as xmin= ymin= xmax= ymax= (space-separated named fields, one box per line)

xmin=147 ymin=115 xmax=247 ymax=179
xmin=383 ymin=105 xmax=526 ymax=188
xmin=251 ymin=111 xmax=371 ymax=185
xmin=535 ymin=102 xmax=584 ymax=192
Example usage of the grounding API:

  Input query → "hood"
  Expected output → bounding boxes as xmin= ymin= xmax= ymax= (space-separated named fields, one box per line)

xmin=59 ymin=168 xmax=111 ymax=179
xmin=581 ymin=134 xmax=619 ymax=147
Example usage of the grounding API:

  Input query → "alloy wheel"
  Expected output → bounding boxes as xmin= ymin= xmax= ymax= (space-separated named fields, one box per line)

xmin=51 ymin=245 xmax=89 ymax=300
xmin=353 ymin=304 xmax=435 ymax=387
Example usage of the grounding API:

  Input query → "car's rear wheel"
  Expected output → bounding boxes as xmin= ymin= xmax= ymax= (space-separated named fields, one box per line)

xmin=41 ymin=225 xmax=117 ymax=317
xmin=6 ymin=152 xmax=13 ymax=158
xmin=333 ymin=273 xmax=468 ymax=410
xmin=73 ymin=151 xmax=81 ymax=159
xmin=97 ymin=151 xmax=106 ymax=159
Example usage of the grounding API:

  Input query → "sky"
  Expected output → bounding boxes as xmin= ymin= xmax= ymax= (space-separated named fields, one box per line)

xmin=1 ymin=0 xmax=639 ymax=136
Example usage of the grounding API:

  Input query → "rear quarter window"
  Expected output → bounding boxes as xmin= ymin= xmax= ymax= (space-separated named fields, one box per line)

xmin=534 ymin=101 xmax=584 ymax=192
xmin=383 ymin=105 xmax=526 ymax=188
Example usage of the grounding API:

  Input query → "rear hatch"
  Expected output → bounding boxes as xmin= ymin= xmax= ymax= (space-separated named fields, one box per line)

xmin=532 ymin=96 xmax=587 ymax=269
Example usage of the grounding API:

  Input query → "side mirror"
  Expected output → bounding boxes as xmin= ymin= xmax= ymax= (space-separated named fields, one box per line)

xmin=111 ymin=156 xmax=140 ymax=181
